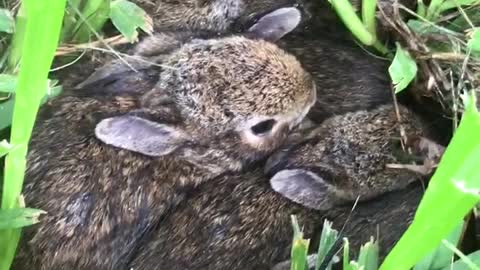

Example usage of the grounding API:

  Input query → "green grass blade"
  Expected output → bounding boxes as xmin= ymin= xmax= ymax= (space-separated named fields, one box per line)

xmin=0 ymin=8 xmax=14 ymax=34
xmin=0 ymin=74 xmax=15 ymax=93
xmin=71 ymin=0 xmax=110 ymax=42
xmin=361 ymin=0 xmax=378 ymax=41
xmin=7 ymin=4 xmax=26 ymax=72
xmin=328 ymin=0 xmax=375 ymax=46
xmin=0 ymin=0 xmax=67 ymax=269
xmin=441 ymin=241 xmax=480 ymax=270
xmin=0 ymin=208 xmax=46 ymax=230
xmin=0 ymin=98 xmax=14 ymax=130
xmin=291 ymin=215 xmax=310 ymax=270
xmin=414 ymin=220 xmax=465 ymax=270
xmin=315 ymin=219 xmax=339 ymax=270
xmin=440 ymin=250 xmax=480 ymax=270
xmin=343 ymin=238 xmax=353 ymax=270
xmin=357 ymin=237 xmax=379 ymax=270
xmin=0 ymin=140 xmax=13 ymax=157
xmin=379 ymin=92 xmax=480 ymax=270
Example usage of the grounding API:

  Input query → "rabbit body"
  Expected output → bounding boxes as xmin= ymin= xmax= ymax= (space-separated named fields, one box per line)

xmin=13 ymin=30 xmax=315 ymax=270
xmin=127 ymin=104 xmax=427 ymax=270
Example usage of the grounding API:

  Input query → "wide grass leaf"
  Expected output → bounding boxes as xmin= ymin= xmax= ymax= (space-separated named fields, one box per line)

xmin=0 ymin=208 xmax=46 ymax=229
xmin=0 ymin=139 xmax=13 ymax=157
xmin=315 ymin=220 xmax=339 ymax=270
xmin=467 ymin=29 xmax=480 ymax=53
xmin=0 ymin=98 xmax=14 ymax=130
xmin=0 ymin=74 xmax=16 ymax=93
xmin=440 ymin=250 xmax=480 ymax=270
xmin=357 ymin=238 xmax=379 ymax=270
xmin=291 ymin=215 xmax=310 ymax=270
xmin=414 ymin=220 xmax=465 ymax=270
xmin=110 ymin=0 xmax=153 ymax=42
xmin=379 ymin=92 xmax=480 ymax=270
xmin=389 ymin=42 xmax=418 ymax=93
xmin=0 ymin=8 xmax=14 ymax=34
xmin=71 ymin=0 xmax=111 ymax=42
xmin=0 ymin=0 xmax=67 ymax=269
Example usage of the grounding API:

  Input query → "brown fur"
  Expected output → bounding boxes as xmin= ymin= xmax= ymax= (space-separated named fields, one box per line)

xmin=13 ymin=35 xmax=315 ymax=270
xmin=78 ymin=27 xmax=394 ymax=126
xmin=277 ymin=31 xmax=393 ymax=123
xmin=134 ymin=0 xmax=298 ymax=33
xmin=126 ymin=104 xmax=427 ymax=270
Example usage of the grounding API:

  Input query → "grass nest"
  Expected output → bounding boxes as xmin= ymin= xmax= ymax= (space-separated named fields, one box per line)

xmin=376 ymin=0 xmax=480 ymax=119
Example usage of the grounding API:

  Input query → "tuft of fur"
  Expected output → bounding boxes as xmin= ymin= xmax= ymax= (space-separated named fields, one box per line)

xmin=13 ymin=35 xmax=315 ymax=270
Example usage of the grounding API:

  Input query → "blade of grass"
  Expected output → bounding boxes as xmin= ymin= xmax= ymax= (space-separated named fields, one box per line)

xmin=439 ymin=250 xmax=480 ymax=270
xmin=413 ymin=220 xmax=465 ymax=270
xmin=0 ymin=0 xmax=67 ymax=269
xmin=328 ymin=0 xmax=375 ymax=45
xmin=7 ymin=4 xmax=26 ymax=72
xmin=0 ymin=208 xmax=46 ymax=230
xmin=315 ymin=220 xmax=339 ymax=270
xmin=357 ymin=237 xmax=379 ymax=270
xmin=441 ymin=240 xmax=480 ymax=270
xmin=379 ymin=92 xmax=480 ymax=270
xmin=291 ymin=215 xmax=310 ymax=270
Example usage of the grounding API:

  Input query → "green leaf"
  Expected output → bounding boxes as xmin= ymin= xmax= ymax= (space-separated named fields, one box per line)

xmin=407 ymin=20 xmax=449 ymax=35
xmin=379 ymin=92 xmax=480 ymax=270
xmin=357 ymin=237 xmax=379 ymax=270
xmin=388 ymin=43 xmax=418 ymax=94
xmin=467 ymin=29 xmax=480 ymax=53
xmin=440 ymin=250 xmax=480 ymax=270
xmin=0 ymin=139 xmax=13 ymax=157
xmin=343 ymin=239 xmax=354 ymax=270
xmin=315 ymin=219 xmax=339 ymax=270
xmin=0 ymin=8 xmax=15 ymax=34
xmin=109 ymin=0 xmax=153 ymax=42
xmin=0 ymin=0 xmax=67 ymax=269
xmin=0 ymin=74 xmax=16 ymax=93
xmin=449 ymin=9 xmax=480 ymax=32
xmin=0 ymin=79 xmax=63 ymax=130
xmin=414 ymin=221 xmax=465 ymax=270
xmin=441 ymin=241 xmax=480 ymax=270
xmin=0 ymin=208 xmax=46 ymax=229
xmin=291 ymin=215 xmax=310 ymax=270
xmin=438 ymin=0 xmax=480 ymax=13
xmin=0 ymin=98 xmax=14 ymax=130
xmin=72 ymin=0 xmax=111 ymax=42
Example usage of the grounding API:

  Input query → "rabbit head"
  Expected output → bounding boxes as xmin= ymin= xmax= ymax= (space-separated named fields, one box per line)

xmin=94 ymin=7 xmax=316 ymax=172
xmin=265 ymin=104 xmax=429 ymax=211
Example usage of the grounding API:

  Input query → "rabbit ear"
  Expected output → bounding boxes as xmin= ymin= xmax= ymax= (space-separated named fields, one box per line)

xmin=95 ymin=115 xmax=186 ymax=157
xmin=246 ymin=7 xmax=301 ymax=42
xmin=270 ymin=169 xmax=346 ymax=211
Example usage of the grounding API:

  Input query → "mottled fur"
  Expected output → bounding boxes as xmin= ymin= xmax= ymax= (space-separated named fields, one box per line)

xmin=276 ymin=31 xmax=393 ymax=123
xmin=126 ymin=104 xmax=427 ymax=270
xmin=13 ymin=34 xmax=315 ymax=270
xmin=134 ymin=0 xmax=298 ymax=33
xmin=79 ymin=28 xmax=394 ymax=126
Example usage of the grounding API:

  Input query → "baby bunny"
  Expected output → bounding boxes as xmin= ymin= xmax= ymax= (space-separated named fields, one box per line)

xmin=125 ymin=104 xmax=435 ymax=270
xmin=78 ymin=11 xmax=394 ymax=126
xmin=12 ymin=8 xmax=315 ymax=270
xmin=76 ymin=7 xmax=302 ymax=94
xmin=135 ymin=0 xmax=300 ymax=33
xmin=276 ymin=30 xmax=394 ymax=123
